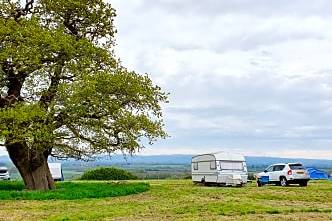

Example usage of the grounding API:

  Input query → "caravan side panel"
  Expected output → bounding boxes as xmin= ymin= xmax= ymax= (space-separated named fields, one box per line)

xmin=48 ymin=163 xmax=63 ymax=181
xmin=192 ymin=154 xmax=218 ymax=183
xmin=192 ymin=152 xmax=249 ymax=186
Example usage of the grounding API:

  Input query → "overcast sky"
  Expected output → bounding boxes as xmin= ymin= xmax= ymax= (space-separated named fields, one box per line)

xmin=109 ymin=0 xmax=332 ymax=159
xmin=1 ymin=1 xmax=332 ymax=159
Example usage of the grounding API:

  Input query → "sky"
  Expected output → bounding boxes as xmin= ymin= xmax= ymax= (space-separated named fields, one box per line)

xmin=109 ymin=0 xmax=332 ymax=159
xmin=1 ymin=0 xmax=332 ymax=159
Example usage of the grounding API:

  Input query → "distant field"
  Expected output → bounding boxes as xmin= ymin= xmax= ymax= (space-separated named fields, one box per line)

xmin=7 ymin=164 xmax=193 ymax=180
xmin=6 ymin=163 xmax=331 ymax=181
xmin=0 ymin=180 xmax=330 ymax=220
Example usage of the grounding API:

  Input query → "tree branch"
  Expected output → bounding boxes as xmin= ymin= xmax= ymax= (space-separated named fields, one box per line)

xmin=39 ymin=60 xmax=65 ymax=108
xmin=66 ymin=124 xmax=101 ymax=148
xmin=63 ymin=13 xmax=79 ymax=37
xmin=0 ymin=60 xmax=27 ymax=108
xmin=50 ymin=143 xmax=88 ymax=160
xmin=14 ymin=0 xmax=34 ymax=21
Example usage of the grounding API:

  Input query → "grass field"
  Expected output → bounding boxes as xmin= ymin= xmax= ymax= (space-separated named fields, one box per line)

xmin=0 ymin=180 xmax=330 ymax=221
xmin=0 ymin=181 xmax=149 ymax=200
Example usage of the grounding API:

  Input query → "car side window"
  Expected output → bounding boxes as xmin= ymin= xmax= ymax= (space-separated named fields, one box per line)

xmin=265 ymin=166 xmax=273 ymax=172
xmin=273 ymin=165 xmax=285 ymax=171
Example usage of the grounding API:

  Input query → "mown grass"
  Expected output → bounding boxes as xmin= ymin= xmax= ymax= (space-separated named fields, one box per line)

xmin=0 ymin=180 xmax=330 ymax=220
xmin=0 ymin=181 xmax=149 ymax=200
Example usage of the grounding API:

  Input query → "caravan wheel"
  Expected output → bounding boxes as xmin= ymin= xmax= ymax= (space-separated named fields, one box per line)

xmin=201 ymin=177 xmax=206 ymax=186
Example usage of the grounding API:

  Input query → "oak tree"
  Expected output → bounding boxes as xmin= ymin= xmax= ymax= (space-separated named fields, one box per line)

xmin=0 ymin=0 xmax=167 ymax=190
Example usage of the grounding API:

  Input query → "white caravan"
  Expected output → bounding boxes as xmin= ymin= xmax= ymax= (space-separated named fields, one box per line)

xmin=191 ymin=152 xmax=248 ymax=186
xmin=48 ymin=163 xmax=64 ymax=181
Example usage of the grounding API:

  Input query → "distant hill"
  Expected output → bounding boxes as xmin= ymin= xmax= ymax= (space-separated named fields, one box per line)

xmin=87 ymin=154 xmax=332 ymax=168
xmin=1 ymin=154 xmax=332 ymax=169
xmin=245 ymin=156 xmax=332 ymax=169
xmin=58 ymin=154 xmax=332 ymax=169
xmin=0 ymin=155 xmax=10 ymax=166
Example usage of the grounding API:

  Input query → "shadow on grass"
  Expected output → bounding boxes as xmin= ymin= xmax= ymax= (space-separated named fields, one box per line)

xmin=0 ymin=181 xmax=149 ymax=200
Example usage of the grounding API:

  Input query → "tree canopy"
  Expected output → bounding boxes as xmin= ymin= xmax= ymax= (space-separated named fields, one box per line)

xmin=0 ymin=0 xmax=167 ymax=190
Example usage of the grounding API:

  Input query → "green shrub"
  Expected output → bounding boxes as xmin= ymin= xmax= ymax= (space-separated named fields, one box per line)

xmin=184 ymin=175 xmax=192 ymax=179
xmin=80 ymin=167 xmax=138 ymax=180
xmin=248 ymin=172 xmax=256 ymax=180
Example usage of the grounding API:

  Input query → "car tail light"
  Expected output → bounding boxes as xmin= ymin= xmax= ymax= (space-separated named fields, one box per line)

xmin=287 ymin=170 xmax=292 ymax=175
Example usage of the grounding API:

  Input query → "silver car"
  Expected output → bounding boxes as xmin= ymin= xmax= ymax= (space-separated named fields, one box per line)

xmin=256 ymin=163 xmax=310 ymax=187
xmin=0 ymin=167 xmax=10 ymax=180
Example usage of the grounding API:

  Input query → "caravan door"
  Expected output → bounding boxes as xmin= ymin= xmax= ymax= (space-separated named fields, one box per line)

xmin=198 ymin=160 xmax=218 ymax=183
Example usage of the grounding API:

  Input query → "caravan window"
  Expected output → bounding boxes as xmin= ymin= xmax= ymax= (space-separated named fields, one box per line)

xmin=193 ymin=162 xmax=198 ymax=170
xmin=210 ymin=161 xmax=216 ymax=170
xmin=220 ymin=161 xmax=244 ymax=171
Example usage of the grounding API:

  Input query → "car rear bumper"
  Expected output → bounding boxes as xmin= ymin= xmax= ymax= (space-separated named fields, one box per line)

xmin=0 ymin=177 xmax=10 ymax=180
xmin=287 ymin=178 xmax=310 ymax=184
xmin=287 ymin=174 xmax=310 ymax=180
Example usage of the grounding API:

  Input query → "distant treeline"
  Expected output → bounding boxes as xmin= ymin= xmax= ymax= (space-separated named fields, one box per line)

xmin=1 ymin=154 xmax=331 ymax=181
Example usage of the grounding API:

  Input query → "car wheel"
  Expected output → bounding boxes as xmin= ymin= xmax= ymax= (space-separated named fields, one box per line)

xmin=257 ymin=181 xmax=262 ymax=187
xmin=280 ymin=177 xmax=287 ymax=187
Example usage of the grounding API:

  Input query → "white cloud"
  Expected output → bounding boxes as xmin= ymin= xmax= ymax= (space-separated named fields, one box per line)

xmin=86 ymin=1 xmax=332 ymax=159
xmin=2 ymin=1 xmax=331 ymax=161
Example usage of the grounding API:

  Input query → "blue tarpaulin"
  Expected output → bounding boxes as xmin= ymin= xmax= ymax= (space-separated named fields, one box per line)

xmin=258 ymin=176 xmax=269 ymax=184
xmin=307 ymin=168 xmax=329 ymax=180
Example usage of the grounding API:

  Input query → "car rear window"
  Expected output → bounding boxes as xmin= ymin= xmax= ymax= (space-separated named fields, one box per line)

xmin=289 ymin=164 xmax=305 ymax=170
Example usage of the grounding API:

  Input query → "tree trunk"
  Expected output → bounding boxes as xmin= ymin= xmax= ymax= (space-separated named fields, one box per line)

xmin=6 ymin=142 xmax=55 ymax=191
